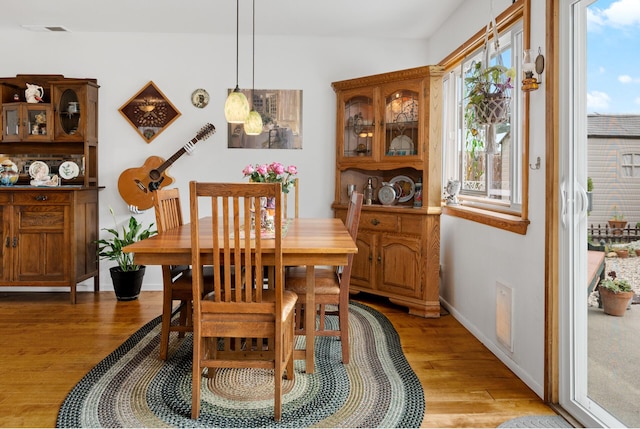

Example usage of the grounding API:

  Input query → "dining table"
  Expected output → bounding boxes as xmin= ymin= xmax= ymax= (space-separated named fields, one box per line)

xmin=123 ymin=217 xmax=358 ymax=374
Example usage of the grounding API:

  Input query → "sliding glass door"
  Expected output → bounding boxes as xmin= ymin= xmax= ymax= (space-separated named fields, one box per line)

xmin=559 ymin=0 xmax=637 ymax=426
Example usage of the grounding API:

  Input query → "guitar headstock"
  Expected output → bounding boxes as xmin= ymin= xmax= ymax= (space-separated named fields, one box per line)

xmin=196 ymin=123 xmax=216 ymax=141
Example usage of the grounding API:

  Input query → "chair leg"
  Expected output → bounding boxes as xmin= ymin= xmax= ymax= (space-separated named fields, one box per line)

xmin=286 ymin=313 xmax=295 ymax=380
xmin=339 ymin=302 xmax=350 ymax=364
xmin=191 ymin=335 xmax=202 ymax=419
xmin=178 ymin=300 xmax=193 ymax=339
xmin=294 ymin=303 xmax=304 ymax=331
xmin=318 ymin=304 xmax=326 ymax=330
xmin=274 ymin=347 xmax=283 ymax=421
xmin=186 ymin=301 xmax=193 ymax=328
xmin=160 ymin=288 xmax=173 ymax=360
xmin=177 ymin=301 xmax=188 ymax=338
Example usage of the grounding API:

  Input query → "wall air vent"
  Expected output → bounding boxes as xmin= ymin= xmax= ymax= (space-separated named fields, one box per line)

xmin=45 ymin=26 xmax=69 ymax=32
xmin=496 ymin=281 xmax=514 ymax=352
xmin=21 ymin=25 xmax=70 ymax=32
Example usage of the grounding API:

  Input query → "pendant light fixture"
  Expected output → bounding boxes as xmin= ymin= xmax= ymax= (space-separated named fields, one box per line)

xmin=244 ymin=0 xmax=263 ymax=135
xmin=224 ymin=0 xmax=250 ymax=123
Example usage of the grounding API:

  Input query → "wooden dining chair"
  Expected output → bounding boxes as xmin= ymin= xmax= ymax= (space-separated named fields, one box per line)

xmin=189 ymin=181 xmax=298 ymax=421
xmin=284 ymin=191 xmax=363 ymax=364
xmin=153 ymin=187 xmax=194 ymax=360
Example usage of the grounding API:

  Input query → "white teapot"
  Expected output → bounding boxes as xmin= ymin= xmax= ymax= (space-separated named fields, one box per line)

xmin=25 ymin=83 xmax=44 ymax=103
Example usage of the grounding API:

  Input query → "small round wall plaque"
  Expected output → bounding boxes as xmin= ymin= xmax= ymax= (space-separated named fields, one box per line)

xmin=191 ymin=88 xmax=210 ymax=108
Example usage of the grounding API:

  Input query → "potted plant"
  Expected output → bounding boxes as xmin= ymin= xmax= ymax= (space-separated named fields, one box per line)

xmin=611 ymin=244 xmax=630 ymax=258
xmin=628 ymin=242 xmax=640 ymax=257
xmin=608 ymin=205 xmax=627 ymax=235
xmin=464 ymin=62 xmax=515 ymax=157
xmin=96 ymin=209 xmax=156 ymax=301
xmin=598 ymin=271 xmax=634 ymax=316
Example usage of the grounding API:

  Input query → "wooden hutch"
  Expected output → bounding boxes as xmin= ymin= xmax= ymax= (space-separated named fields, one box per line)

xmin=331 ymin=66 xmax=443 ymax=318
xmin=0 ymin=74 xmax=99 ymax=303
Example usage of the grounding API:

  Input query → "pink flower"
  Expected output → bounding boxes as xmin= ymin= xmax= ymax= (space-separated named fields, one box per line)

xmin=256 ymin=164 xmax=268 ymax=176
xmin=242 ymin=165 xmax=255 ymax=176
xmin=287 ymin=165 xmax=297 ymax=175
xmin=270 ymin=162 xmax=285 ymax=175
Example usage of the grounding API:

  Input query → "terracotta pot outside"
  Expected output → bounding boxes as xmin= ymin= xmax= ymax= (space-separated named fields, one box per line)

xmin=599 ymin=287 xmax=634 ymax=316
xmin=635 ymin=249 xmax=640 ymax=257
xmin=608 ymin=219 xmax=627 ymax=236
xmin=615 ymin=249 xmax=629 ymax=258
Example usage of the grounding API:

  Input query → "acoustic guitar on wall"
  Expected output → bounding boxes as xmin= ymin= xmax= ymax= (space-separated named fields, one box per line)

xmin=117 ymin=123 xmax=216 ymax=211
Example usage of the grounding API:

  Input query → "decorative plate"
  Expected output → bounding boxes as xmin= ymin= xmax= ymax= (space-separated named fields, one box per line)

xmin=390 ymin=175 xmax=415 ymax=203
xmin=29 ymin=161 xmax=49 ymax=180
xmin=378 ymin=183 xmax=397 ymax=206
xmin=191 ymin=88 xmax=210 ymax=108
xmin=59 ymin=161 xmax=80 ymax=180
xmin=389 ymin=135 xmax=414 ymax=155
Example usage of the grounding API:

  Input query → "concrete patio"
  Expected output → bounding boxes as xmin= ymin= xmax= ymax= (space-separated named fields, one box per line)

xmin=588 ymin=255 xmax=640 ymax=427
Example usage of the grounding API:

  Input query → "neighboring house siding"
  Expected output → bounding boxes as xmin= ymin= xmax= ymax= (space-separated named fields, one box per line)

xmin=588 ymin=114 xmax=640 ymax=227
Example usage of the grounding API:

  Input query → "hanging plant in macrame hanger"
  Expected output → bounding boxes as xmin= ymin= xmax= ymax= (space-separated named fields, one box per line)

xmin=464 ymin=10 xmax=515 ymax=154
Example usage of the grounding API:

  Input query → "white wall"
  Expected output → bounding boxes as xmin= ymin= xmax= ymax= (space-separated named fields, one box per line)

xmin=0 ymin=28 xmax=428 ymax=291
xmin=428 ymin=0 xmax=548 ymax=398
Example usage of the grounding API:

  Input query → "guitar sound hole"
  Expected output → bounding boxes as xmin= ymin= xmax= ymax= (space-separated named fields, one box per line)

xmin=149 ymin=170 xmax=161 ymax=180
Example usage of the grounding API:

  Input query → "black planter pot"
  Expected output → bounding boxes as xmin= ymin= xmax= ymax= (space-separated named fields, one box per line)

xmin=109 ymin=266 xmax=146 ymax=301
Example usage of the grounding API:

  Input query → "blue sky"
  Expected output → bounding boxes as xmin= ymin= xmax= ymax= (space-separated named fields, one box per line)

xmin=588 ymin=0 xmax=640 ymax=114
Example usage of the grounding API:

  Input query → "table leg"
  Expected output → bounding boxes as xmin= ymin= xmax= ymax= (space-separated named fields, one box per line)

xmin=305 ymin=265 xmax=315 ymax=374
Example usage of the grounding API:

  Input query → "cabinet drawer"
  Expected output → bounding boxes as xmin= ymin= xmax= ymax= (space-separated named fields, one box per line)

xmin=13 ymin=192 xmax=71 ymax=204
xmin=0 ymin=193 xmax=11 ymax=204
xmin=17 ymin=208 xmax=65 ymax=229
xmin=399 ymin=215 xmax=423 ymax=235
xmin=359 ymin=212 xmax=399 ymax=232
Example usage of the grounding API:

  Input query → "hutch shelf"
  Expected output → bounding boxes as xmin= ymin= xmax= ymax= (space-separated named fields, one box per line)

xmin=331 ymin=65 xmax=443 ymax=318
xmin=0 ymin=74 xmax=100 ymax=303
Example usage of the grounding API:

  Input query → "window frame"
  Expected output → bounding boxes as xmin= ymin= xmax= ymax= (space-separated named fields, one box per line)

xmin=620 ymin=152 xmax=640 ymax=178
xmin=439 ymin=0 xmax=530 ymax=235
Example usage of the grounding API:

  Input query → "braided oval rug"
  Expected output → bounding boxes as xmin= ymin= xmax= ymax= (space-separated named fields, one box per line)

xmin=57 ymin=301 xmax=424 ymax=428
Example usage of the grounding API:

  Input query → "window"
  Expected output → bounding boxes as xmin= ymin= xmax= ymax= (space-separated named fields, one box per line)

xmin=621 ymin=153 xmax=640 ymax=178
xmin=443 ymin=22 xmax=523 ymax=212
xmin=439 ymin=0 xmax=530 ymax=235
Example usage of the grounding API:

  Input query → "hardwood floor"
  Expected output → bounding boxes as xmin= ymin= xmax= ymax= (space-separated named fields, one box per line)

xmin=0 ymin=291 xmax=556 ymax=428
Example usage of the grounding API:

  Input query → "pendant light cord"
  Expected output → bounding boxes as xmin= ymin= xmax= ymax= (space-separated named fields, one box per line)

xmin=251 ymin=0 xmax=256 ymax=107
xmin=234 ymin=0 xmax=240 ymax=90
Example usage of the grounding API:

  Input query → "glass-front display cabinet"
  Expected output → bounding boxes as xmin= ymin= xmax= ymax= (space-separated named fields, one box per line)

xmin=0 ymin=74 xmax=100 ymax=304
xmin=2 ymin=103 xmax=52 ymax=142
xmin=331 ymin=65 xmax=444 ymax=318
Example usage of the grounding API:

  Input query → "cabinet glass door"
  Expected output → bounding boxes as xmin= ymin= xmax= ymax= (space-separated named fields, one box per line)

xmin=25 ymin=105 xmax=50 ymax=138
xmin=343 ymin=95 xmax=374 ymax=158
xmin=384 ymin=89 xmax=419 ymax=157
xmin=58 ymin=88 xmax=80 ymax=137
xmin=3 ymin=105 xmax=19 ymax=139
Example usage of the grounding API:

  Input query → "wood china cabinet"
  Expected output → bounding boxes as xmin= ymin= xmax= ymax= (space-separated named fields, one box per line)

xmin=0 ymin=74 xmax=99 ymax=303
xmin=332 ymin=65 xmax=443 ymax=318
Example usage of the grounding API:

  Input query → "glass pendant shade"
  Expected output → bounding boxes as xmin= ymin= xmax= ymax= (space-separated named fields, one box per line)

xmin=224 ymin=88 xmax=250 ymax=123
xmin=244 ymin=110 xmax=263 ymax=135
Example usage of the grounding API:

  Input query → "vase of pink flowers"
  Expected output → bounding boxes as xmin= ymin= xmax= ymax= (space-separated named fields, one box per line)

xmin=242 ymin=162 xmax=298 ymax=193
xmin=243 ymin=162 xmax=298 ymax=231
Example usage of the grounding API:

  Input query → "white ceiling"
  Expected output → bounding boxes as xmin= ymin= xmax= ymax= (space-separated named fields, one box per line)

xmin=1 ymin=0 xmax=464 ymax=40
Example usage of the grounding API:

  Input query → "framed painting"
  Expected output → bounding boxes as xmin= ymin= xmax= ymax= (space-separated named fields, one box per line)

xmin=119 ymin=81 xmax=181 ymax=143
xmin=227 ymin=89 xmax=302 ymax=149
